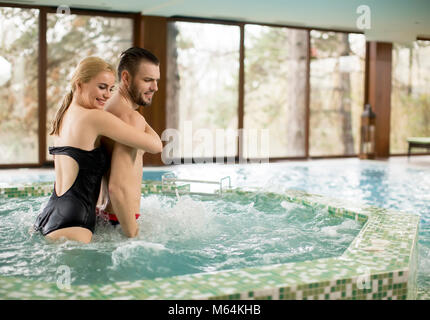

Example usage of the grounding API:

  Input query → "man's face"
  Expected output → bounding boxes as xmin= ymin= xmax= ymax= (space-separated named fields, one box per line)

xmin=128 ymin=61 xmax=160 ymax=107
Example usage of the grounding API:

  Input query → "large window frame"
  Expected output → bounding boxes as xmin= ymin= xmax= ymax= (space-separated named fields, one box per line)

xmin=2 ymin=7 xmax=428 ymax=168
xmin=0 ymin=3 xmax=140 ymax=168
xmin=166 ymin=17 xmax=368 ymax=163
xmin=390 ymin=38 xmax=430 ymax=155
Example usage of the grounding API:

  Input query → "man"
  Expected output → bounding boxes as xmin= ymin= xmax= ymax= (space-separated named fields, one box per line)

xmin=99 ymin=47 xmax=162 ymax=238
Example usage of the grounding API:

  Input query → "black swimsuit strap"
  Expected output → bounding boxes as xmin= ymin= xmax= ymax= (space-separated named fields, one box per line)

xmin=49 ymin=146 xmax=101 ymax=166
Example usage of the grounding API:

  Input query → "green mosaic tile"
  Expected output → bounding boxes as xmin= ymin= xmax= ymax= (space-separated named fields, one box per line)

xmin=0 ymin=185 xmax=420 ymax=300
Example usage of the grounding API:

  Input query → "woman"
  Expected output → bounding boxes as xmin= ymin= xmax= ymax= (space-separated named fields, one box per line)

xmin=33 ymin=57 xmax=162 ymax=244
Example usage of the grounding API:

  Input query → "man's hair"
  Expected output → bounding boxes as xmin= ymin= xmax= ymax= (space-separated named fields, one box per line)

xmin=117 ymin=47 xmax=159 ymax=80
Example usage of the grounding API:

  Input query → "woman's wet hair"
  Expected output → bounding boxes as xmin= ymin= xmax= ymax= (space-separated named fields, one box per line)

xmin=117 ymin=47 xmax=159 ymax=80
xmin=50 ymin=56 xmax=115 ymax=135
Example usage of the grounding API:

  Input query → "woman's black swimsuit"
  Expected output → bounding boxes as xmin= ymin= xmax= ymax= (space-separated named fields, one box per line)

xmin=33 ymin=146 xmax=110 ymax=236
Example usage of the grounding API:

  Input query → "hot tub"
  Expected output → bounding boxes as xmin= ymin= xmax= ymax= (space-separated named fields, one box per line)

xmin=0 ymin=175 xmax=419 ymax=300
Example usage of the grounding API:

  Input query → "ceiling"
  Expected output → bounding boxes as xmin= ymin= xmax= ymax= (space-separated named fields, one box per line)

xmin=2 ymin=0 xmax=430 ymax=43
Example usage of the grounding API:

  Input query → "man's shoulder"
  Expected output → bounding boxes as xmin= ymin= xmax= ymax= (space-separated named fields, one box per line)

xmin=105 ymin=100 xmax=126 ymax=115
xmin=114 ymin=109 xmax=145 ymax=131
xmin=118 ymin=108 xmax=141 ymax=122
xmin=109 ymin=109 xmax=146 ymax=155
xmin=104 ymin=97 xmax=146 ymax=128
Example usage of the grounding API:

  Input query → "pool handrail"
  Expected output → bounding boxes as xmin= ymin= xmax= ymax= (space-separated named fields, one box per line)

xmin=161 ymin=173 xmax=231 ymax=196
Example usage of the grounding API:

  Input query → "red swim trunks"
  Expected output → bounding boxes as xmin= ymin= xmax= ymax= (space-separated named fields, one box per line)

xmin=96 ymin=207 xmax=140 ymax=225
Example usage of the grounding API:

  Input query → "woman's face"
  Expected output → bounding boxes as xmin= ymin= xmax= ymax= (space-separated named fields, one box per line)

xmin=78 ymin=71 xmax=116 ymax=109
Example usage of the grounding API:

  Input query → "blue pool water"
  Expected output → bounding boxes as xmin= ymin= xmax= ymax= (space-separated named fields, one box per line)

xmin=0 ymin=159 xmax=429 ymax=290
xmin=168 ymin=159 xmax=430 ymax=290
xmin=0 ymin=169 xmax=169 ymax=187
xmin=0 ymin=192 xmax=362 ymax=284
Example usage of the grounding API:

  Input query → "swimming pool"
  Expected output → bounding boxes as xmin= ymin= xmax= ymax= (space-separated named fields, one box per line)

xmin=0 ymin=159 xmax=425 ymax=299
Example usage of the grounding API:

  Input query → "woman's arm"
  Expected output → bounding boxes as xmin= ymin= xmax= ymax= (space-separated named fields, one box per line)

xmin=138 ymin=114 xmax=163 ymax=155
xmin=89 ymin=109 xmax=163 ymax=154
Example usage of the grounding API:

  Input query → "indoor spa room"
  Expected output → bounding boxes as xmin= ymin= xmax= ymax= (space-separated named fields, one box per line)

xmin=0 ymin=0 xmax=429 ymax=307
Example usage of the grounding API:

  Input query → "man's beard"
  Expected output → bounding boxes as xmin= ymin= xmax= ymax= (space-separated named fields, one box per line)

xmin=128 ymin=82 xmax=152 ymax=108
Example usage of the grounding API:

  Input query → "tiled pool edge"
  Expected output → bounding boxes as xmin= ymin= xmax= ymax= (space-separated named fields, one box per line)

xmin=0 ymin=183 xmax=420 ymax=300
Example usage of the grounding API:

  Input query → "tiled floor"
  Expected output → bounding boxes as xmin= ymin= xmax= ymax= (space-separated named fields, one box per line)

xmin=386 ymin=155 xmax=430 ymax=168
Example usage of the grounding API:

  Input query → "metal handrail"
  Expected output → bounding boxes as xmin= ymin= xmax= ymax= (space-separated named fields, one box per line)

xmin=161 ymin=173 xmax=232 ymax=196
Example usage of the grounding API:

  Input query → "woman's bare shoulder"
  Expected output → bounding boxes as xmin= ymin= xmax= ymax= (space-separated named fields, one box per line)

xmin=82 ymin=108 xmax=110 ymax=122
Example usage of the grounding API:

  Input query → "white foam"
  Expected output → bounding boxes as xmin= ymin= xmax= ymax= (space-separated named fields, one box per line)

xmin=338 ymin=219 xmax=360 ymax=229
xmin=321 ymin=217 xmax=361 ymax=238
xmin=321 ymin=226 xmax=338 ymax=237
xmin=138 ymin=194 xmax=219 ymax=244
xmin=280 ymin=200 xmax=305 ymax=212
xmin=110 ymin=241 xmax=167 ymax=269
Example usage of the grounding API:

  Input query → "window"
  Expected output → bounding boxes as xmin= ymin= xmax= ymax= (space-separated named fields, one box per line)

xmin=244 ymin=25 xmax=308 ymax=158
xmin=0 ymin=7 xmax=39 ymax=164
xmin=46 ymin=13 xmax=133 ymax=159
xmin=166 ymin=22 xmax=240 ymax=161
xmin=390 ymin=40 xmax=430 ymax=154
xmin=309 ymin=31 xmax=365 ymax=157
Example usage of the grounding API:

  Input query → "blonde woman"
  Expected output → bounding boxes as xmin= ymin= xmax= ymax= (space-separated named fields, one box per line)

xmin=33 ymin=57 xmax=162 ymax=244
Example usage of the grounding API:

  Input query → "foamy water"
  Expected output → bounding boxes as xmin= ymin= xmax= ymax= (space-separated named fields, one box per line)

xmin=1 ymin=159 xmax=428 ymax=289
xmin=0 ymin=191 xmax=362 ymax=285
xmin=170 ymin=160 xmax=430 ymax=289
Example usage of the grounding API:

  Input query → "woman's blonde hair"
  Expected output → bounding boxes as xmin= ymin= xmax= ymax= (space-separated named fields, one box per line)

xmin=50 ymin=56 xmax=115 ymax=135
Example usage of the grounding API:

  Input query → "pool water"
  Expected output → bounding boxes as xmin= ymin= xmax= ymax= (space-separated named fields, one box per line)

xmin=0 ymin=192 xmax=362 ymax=285
xmin=0 ymin=159 xmax=428 ymax=293
xmin=0 ymin=169 xmax=169 ymax=187
xmin=170 ymin=159 xmax=430 ymax=291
